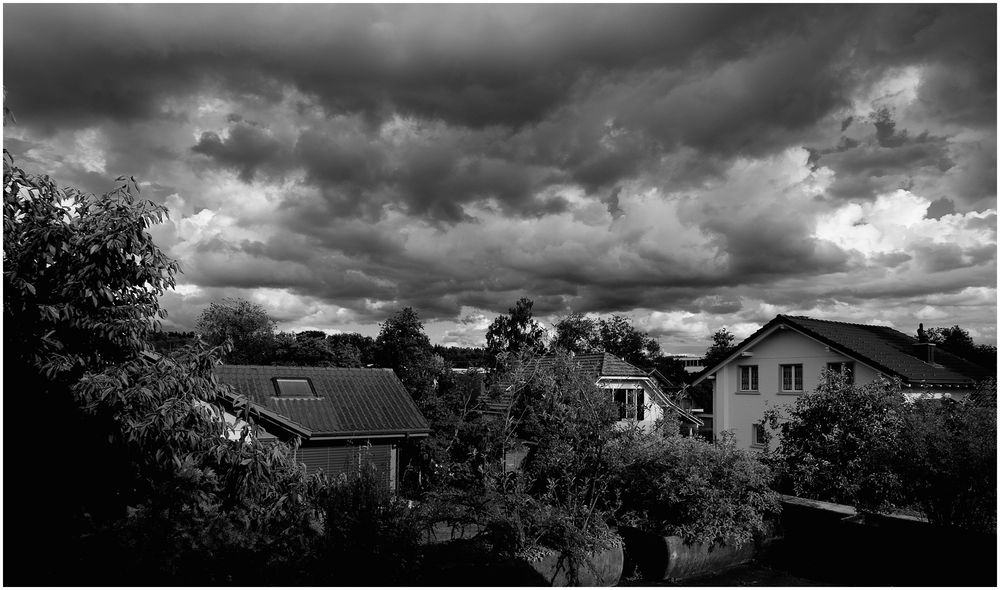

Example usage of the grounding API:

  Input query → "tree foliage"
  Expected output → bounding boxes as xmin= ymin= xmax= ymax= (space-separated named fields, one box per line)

xmin=4 ymin=148 xmax=185 ymax=583
xmin=4 ymin=152 xmax=179 ymax=381
xmin=615 ymin=431 xmax=780 ymax=547
xmin=765 ymin=372 xmax=997 ymax=533
xmin=72 ymin=345 xmax=327 ymax=584
xmin=196 ymin=297 xmax=276 ymax=364
xmin=598 ymin=314 xmax=661 ymax=366
xmin=923 ymin=324 xmax=997 ymax=373
xmin=703 ymin=327 xmax=737 ymax=368
xmin=375 ymin=307 xmax=439 ymax=398
xmin=485 ymin=297 xmax=548 ymax=365
xmin=552 ymin=311 xmax=664 ymax=369
xmin=551 ymin=312 xmax=601 ymax=354
xmin=894 ymin=393 xmax=996 ymax=533
xmin=763 ymin=373 xmax=906 ymax=513
xmin=327 ymin=332 xmax=377 ymax=365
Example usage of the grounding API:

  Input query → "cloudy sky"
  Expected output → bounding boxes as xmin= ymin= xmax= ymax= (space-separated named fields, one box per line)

xmin=5 ymin=4 xmax=996 ymax=353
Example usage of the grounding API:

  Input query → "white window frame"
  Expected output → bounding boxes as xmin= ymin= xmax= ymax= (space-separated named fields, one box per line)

xmin=752 ymin=422 xmax=767 ymax=447
xmin=738 ymin=365 xmax=759 ymax=392
xmin=780 ymin=364 xmax=804 ymax=392
xmin=613 ymin=388 xmax=645 ymax=421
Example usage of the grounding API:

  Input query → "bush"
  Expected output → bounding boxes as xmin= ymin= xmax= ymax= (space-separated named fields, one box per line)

xmin=766 ymin=372 xmax=997 ymax=533
xmin=763 ymin=373 xmax=907 ymax=513
xmin=895 ymin=395 xmax=997 ymax=533
xmin=616 ymin=430 xmax=780 ymax=547
xmin=317 ymin=465 xmax=425 ymax=585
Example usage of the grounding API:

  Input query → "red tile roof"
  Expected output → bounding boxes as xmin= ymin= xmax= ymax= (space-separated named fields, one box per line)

xmin=214 ymin=365 xmax=431 ymax=438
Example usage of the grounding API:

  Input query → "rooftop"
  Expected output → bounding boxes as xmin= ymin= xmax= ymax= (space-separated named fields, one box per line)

xmin=214 ymin=365 xmax=431 ymax=439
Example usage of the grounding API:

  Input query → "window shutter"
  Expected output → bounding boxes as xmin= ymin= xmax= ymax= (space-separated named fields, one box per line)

xmin=636 ymin=390 xmax=645 ymax=421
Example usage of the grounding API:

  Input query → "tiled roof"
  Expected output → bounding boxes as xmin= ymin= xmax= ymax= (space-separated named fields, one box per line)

xmin=697 ymin=315 xmax=988 ymax=388
xmin=214 ymin=365 xmax=431 ymax=438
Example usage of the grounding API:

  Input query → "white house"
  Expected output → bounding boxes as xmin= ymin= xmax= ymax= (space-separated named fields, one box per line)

xmin=691 ymin=315 xmax=988 ymax=450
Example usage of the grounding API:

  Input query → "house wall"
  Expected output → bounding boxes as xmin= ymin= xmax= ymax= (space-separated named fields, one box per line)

xmin=294 ymin=440 xmax=397 ymax=490
xmin=713 ymin=329 xmax=879 ymax=450
xmin=599 ymin=377 xmax=665 ymax=432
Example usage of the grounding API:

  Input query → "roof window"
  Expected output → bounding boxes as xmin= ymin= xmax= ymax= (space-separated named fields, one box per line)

xmin=272 ymin=378 xmax=316 ymax=397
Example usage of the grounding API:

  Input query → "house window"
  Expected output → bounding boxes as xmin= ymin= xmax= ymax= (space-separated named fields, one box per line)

xmin=780 ymin=364 xmax=804 ymax=392
xmin=738 ymin=365 xmax=759 ymax=392
xmin=273 ymin=378 xmax=316 ymax=397
xmin=827 ymin=362 xmax=855 ymax=384
xmin=613 ymin=388 xmax=645 ymax=421
xmin=752 ymin=423 xmax=767 ymax=446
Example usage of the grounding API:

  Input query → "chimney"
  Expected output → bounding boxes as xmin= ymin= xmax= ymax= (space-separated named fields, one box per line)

xmin=914 ymin=323 xmax=936 ymax=363
xmin=914 ymin=343 xmax=936 ymax=364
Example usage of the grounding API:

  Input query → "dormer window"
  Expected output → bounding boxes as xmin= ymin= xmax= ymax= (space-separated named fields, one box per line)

xmin=613 ymin=388 xmax=645 ymax=421
xmin=272 ymin=378 xmax=316 ymax=397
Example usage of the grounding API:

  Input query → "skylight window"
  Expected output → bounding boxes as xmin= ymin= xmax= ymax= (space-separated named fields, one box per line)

xmin=273 ymin=378 xmax=316 ymax=397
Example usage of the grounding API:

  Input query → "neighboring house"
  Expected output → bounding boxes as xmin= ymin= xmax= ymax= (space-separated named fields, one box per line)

xmin=691 ymin=315 xmax=990 ymax=450
xmin=214 ymin=365 xmax=431 ymax=491
xmin=668 ymin=355 xmax=707 ymax=374
xmin=646 ymin=367 xmax=709 ymax=438
xmin=485 ymin=352 xmax=703 ymax=434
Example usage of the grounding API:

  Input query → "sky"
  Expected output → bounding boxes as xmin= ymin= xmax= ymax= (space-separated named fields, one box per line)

xmin=4 ymin=4 xmax=996 ymax=354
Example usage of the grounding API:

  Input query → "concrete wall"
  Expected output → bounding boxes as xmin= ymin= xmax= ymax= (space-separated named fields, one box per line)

xmin=769 ymin=495 xmax=996 ymax=586
xmin=713 ymin=328 xmax=878 ymax=449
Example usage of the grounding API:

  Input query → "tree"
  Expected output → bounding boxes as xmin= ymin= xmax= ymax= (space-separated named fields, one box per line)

xmin=4 ymin=147 xmax=181 ymax=582
xmin=924 ymin=325 xmax=997 ymax=373
xmin=327 ymin=332 xmax=376 ymax=366
xmin=551 ymin=312 xmax=601 ymax=354
xmin=196 ymin=297 xmax=276 ymax=364
xmin=270 ymin=331 xmax=337 ymax=366
xmin=71 ymin=344 xmax=327 ymax=584
xmin=485 ymin=297 xmax=547 ymax=365
xmin=598 ymin=314 xmax=661 ymax=366
xmin=374 ymin=307 xmax=438 ymax=397
xmin=703 ymin=327 xmax=737 ymax=368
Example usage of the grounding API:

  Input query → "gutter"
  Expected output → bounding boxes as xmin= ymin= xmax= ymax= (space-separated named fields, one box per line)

xmin=308 ymin=430 xmax=431 ymax=441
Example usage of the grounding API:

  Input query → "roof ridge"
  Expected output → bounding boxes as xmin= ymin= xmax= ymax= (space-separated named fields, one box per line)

xmin=783 ymin=314 xmax=908 ymax=334
xmin=215 ymin=364 xmax=392 ymax=372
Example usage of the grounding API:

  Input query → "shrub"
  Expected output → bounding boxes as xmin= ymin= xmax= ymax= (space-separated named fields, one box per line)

xmin=766 ymin=372 xmax=997 ymax=533
xmin=895 ymin=395 xmax=997 ymax=533
xmin=763 ymin=373 xmax=907 ymax=513
xmin=616 ymin=430 xmax=780 ymax=547
xmin=317 ymin=465 xmax=425 ymax=585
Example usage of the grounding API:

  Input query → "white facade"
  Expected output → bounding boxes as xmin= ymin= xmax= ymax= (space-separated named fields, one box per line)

xmin=598 ymin=376 xmax=666 ymax=431
xmin=709 ymin=327 xmax=880 ymax=450
xmin=705 ymin=325 xmax=976 ymax=450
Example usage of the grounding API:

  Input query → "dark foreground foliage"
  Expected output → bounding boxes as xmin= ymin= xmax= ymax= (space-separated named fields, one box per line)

xmin=765 ymin=373 xmax=997 ymax=533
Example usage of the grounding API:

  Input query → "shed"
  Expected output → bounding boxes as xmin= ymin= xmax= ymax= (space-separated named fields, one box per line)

xmin=214 ymin=365 xmax=431 ymax=491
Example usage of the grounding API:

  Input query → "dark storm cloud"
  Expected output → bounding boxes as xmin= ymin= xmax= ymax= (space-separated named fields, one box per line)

xmin=7 ymin=4 xmax=995 ymax=221
xmin=192 ymin=121 xmax=290 ymax=183
xmin=4 ymin=4 xmax=995 ymax=339
xmin=702 ymin=213 xmax=849 ymax=281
